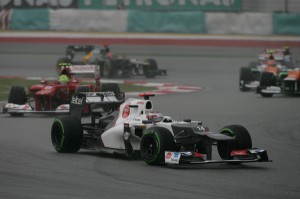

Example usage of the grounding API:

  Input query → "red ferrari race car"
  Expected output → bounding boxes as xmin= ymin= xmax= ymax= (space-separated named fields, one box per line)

xmin=2 ymin=63 xmax=119 ymax=116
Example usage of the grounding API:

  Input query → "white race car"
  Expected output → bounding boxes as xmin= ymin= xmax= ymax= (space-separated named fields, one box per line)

xmin=51 ymin=93 xmax=271 ymax=166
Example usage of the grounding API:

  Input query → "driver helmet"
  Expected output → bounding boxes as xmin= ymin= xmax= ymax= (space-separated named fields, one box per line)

xmin=283 ymin=46 xmax=291 ymax=55
xmin=59 ymin=67 xmax=71 ymax=83
xmin=60 ymin=67 xmax=70 ymax=76
xmin=102 ymin=44 xmax=110 ymax=53
xmin=146 ymin=111 xmax=163 ymax=122
xmin=59 ymin=74 xmax=70 ymax=83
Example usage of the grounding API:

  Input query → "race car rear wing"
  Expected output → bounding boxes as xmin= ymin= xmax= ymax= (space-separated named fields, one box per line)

xmin=70 ymin=91 xmax=125 ymax=119
xmin=59 ymin=64 xmax=100 ymax=78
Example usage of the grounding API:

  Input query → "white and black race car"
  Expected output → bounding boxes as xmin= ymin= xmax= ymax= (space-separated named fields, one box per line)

xmin=51 ymin=92 xmax=271 ymax=166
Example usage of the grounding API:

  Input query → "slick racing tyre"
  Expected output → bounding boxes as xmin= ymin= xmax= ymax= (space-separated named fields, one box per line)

xmin=102 ymin=59 xmax=118 ymax=78
xmin=140 ymin=127 xmax=175 ymax=165
xmin=239 ymin=67 xmax=253 ymax=92
xmin=100 ymin=83 xmax=121 ymax=99
xmin=8 ymin=86 xmax=27 ymax=104
xmin=8 ymin=86 xmax=27 ymax=117
xmin=259 ymin=72 xmax=275 ymax=97
xmin=248 ymin=61 xmax=258 ymax=68
xmin=120 ymin=59 xmax=132 ymax=78
xmin=217 ymin=125 xmax=252 ymax=160
xmin=143 ymin=58 xmax=158 ymax=78
xmin=75 ymin=86 xmax=90 ymax=93
xmin=51 ymin=116 xmax=83 ymax=153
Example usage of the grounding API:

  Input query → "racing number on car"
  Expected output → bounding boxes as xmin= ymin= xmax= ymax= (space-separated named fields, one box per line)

xmin=122 ymin=103 xmax=130 ymax=118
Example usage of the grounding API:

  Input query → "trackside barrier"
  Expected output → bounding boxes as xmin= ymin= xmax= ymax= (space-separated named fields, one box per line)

xmin=11 ymin=9 xmax=49 ymax=30
xmin=273 ymin=13 xmax=300 ymax=35
xmin=49 ymin=9 xmax=128 ymax=32
xmin=5 ymin=9 xmax=300 ymax=36
xmin=127 ymin=10 xmax=206 ymax=33
xmin=206 ymin=12 xmax=272 ymax=35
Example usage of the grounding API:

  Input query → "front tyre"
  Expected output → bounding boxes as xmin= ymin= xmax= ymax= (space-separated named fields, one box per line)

xmin=217 ymin=125 xmax=252 ymax=160
xmin=239 ymin=67 xmax=253 ymax=92
xmin=8 ymin=86 xmax=27 ymax=117
xmin=259 ymin=72 xmax=275 ymax=97
xmin=143 ymin=58 xmax=158 ymax=78
xmin=51 ymin=116 xmax=83 ymax=153
xmin=140 ymin=127 xmax=175 ymax=165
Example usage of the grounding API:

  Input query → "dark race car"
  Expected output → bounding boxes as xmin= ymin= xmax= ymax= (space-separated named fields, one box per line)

xmin=56 ymin=45 xmax=167 ymax=78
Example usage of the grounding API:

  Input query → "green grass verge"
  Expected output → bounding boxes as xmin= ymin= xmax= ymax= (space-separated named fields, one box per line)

xmin=0 ymin=78 xmax=155 ymax=101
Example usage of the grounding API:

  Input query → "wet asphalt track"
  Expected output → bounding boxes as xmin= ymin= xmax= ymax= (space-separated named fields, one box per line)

xmin=0 ymin=44 xmax=300 ymax=199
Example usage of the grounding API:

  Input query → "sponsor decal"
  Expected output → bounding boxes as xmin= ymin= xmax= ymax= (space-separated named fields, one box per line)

xmin=165 ymin=151 xmax=180 ymax=164
xmin=122 ymin=103 xmax=131 ymax=118
xmin=86 ymin=92 xmax=97 ymax=96
xmin=230 ymin=149 xmax=248 ymax=157
xmin=0 ymin=0 xmax=77 ymax=9
xmin=78 ymin=0 xmax=241 ymax=11
xmin=137 ymin=101 xmax=144 ymax=105
xmin=70 ymin=65 xmax=95 ymax=71
xmin=45 ymin=86 xmax=53 ymax=90
xmin=57 ymin=105 xmax=69 ymax=110
xmin=249 ymin=149 xmax=265 ymax=154
xmin=71 ymin=96 xmax=83 ymax=105
xmin=22 ymin=105 xmax=30 ymax=110
xmin=165 ymin=152 xmax=172 ymax=159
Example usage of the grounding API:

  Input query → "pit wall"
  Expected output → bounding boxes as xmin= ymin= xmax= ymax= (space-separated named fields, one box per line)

xmin=1 ymin=9 xmax=300 ymax=35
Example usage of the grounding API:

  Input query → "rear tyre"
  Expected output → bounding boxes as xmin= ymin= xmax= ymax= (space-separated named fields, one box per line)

xmin=144 ymin=58 xmax=158 ymax=78
xmin=217 ymin=125 xmax=252 ymax=160
xmin=140 ymin=127 xmax=175 ymax=165
xmin=120 ymin=60 xmax=132 ymax=78
xmin=51 ymin=116 xmax=83 ymax=153
xmin=8 ymin=86 xmax=27 ymax=117
xmin=239 ymin=67 xmax=253 ymax=91
xmin=102 ymin=59 xmax=118 ymax=78
xmin=100 ymin=83 xmax=121 ymax=96
xmin=75 ymin=86 xmax=90 ymax=94
xmin=102 ymin=60 xmax=112 ymax=78
xmin=248 ymin=61 xmax=258 ymax=68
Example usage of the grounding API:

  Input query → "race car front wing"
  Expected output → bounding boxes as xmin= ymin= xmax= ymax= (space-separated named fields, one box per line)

xmin=2 ymin=103 xmax=69 ymax=114
xmin=164 ymin=148 xmax=271 ymax=165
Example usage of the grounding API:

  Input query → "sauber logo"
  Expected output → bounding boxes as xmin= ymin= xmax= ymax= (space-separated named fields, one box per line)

xmin=122 ymin=103 xmax=130 ymax=118
xmin=165 ymin=152 xmax=172 ymax=159
xmin=71 ymin=96 xmax=83 ymax=105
